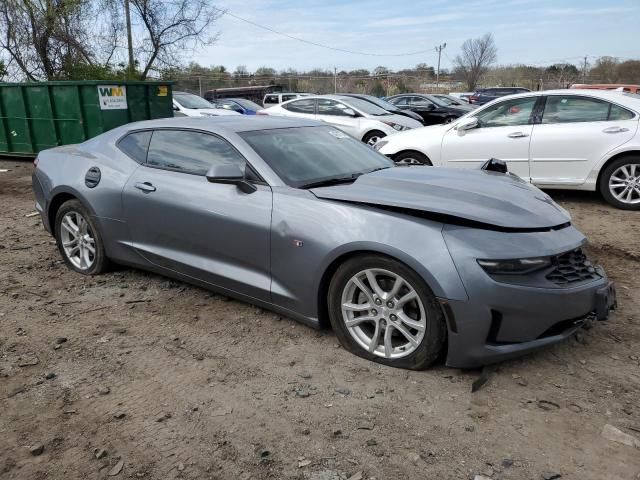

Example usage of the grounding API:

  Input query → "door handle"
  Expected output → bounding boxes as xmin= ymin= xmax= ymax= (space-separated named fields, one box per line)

xmin=507 ymin=131 xmax=529 ymax=138
xmin=134 ymin=182 xmax=156 ymax=193
xmin=603 ymin=126 xmax=629 ymax=134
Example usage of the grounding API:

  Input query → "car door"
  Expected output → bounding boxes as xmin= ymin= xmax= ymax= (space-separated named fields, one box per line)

xmin=407 ymin=96 xmax=445 ymax=125
xmin=122 ymin=128 xmax=272 ymax=302
xmin=314 ymin=99 xmax=359 ymax=137
xmin=281 ymin=98 xmax=316 ymax=120
xmin=529 ymin=95 xmax=638 ymax=186
xmin=440 ymin=96 xmax=539 ymax=179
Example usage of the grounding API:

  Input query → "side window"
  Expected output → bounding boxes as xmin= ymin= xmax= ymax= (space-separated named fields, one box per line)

xmin=541 ymin=96 xmax=610 ymax=124
xmin=146 ymin=130 xmax=245 ymax=176
xmin=283 ymin=99 xmax=316 ymax=114
xmin=317 ymin=99 xmax=352 ymax=116
xmin=389 ymin=96 xmax=408 ymax=106
xmin=409 ymin=96 xmax=433 ymax=106
xmin=609 ymin=104 xmax=635 ymax=121
xmin=476 ymin=97 xmax=537 ymax=128
xmin=263 ymin=95 xmax=278 ymax=105
xmin=282 ymin=94 xmax=297 ymax=102
xmin=118 ymin=131 xmax=152 ymax=164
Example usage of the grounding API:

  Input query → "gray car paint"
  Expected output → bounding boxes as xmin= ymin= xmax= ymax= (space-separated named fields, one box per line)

xmin=32 ymin=116 xmax=612 ymax=368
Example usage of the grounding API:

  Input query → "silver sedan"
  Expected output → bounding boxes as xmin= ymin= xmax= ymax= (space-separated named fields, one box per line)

xmin=32 ymin=116 xmax=616 ymax=369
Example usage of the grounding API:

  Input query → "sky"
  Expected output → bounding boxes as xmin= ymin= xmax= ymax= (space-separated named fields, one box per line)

xmin=190 ymin=0 xmax=640 ymax=73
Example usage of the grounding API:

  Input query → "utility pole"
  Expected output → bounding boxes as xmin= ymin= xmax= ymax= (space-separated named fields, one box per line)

xmin=435 ymin=43 xmax=446 ymax=91
xmin=582 ymin=56 xmax=588 ymax=84
xmin=334 ymin=67 xmax=337 ymax=94
xmin=124 ymin=0 xmax=135 ymax=77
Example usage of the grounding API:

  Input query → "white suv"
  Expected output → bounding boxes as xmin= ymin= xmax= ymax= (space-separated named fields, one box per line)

xmin=376 ymin=89 xmax=640 ymax=209
xmin=262 ymin=95 xmax=423 ymax=145
xmin=262 ymin=92 xmax=310 ymax=107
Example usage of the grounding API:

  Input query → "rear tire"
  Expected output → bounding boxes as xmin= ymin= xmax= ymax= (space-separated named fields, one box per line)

xmin=394 ymin=150 xmax=432 ymax=166
xmin=599 ymin=155 xmax=640 ymax=210
xmin=55 ymin=199 xmax=109 ymax=275
xmin=328 ymin=254 xmax=446 ymax=370
xmin=363 ymin=130 xmax=386 ymax=146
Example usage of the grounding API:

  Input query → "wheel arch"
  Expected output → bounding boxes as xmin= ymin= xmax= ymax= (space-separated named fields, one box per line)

xmin=595 ymin=150 xmax=640 ymax=193
xmin=316 ymin=245 xmax=447 ymax=330
xmin=362 ymin=129 xmax=386 ymax=143
xmin=47 ymin=187 xmax=96 ymax=235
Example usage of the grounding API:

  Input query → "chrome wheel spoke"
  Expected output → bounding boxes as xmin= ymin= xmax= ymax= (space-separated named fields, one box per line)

xmin=387 ymin=275 xmax=404 ymax=299
xmin=396 ymin=290 xmax=417 ymax=307
xmin=369 ymin=321 xmax=381 ymax=353
xmin=383 ymin=325 xmax=393 ymax=357
xmin=365 ymin=270 xmax=385 ymax=298
xmin=352 ymin=276 xmax=375 ymax=305
xmin=398 ymin=312 xmax=425 ymax=331
xmin=342 ymin=301 xmax=371 ymax=312
xmin=345 ymin=315 xmax=376 ymax=328
xmin=393 ymin=323 xmax=419 ymax=348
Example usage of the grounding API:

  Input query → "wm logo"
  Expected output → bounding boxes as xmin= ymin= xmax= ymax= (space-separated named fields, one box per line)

xmin=99 ymin=87 xmax=124 ymax=97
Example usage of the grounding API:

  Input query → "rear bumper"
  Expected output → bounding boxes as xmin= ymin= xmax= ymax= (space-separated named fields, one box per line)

xmin=442 ymin=275 xmax=614 ymax=368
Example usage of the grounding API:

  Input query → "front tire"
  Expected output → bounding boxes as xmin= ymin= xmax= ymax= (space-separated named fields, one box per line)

xmin=393 ymin=150 xmax=432 ymax=166
xmin=328 ymin=255 xmax=446 ymax=370
xmin=599 ymin=156 xmax=640 ymax=210
xmin=363 ymin=130 xmax=386 ymax=146
xmin=55 ymin=199 xmax=109 ymax=275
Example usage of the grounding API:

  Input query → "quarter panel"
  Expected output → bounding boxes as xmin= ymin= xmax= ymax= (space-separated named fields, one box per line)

xmin=270 ymin=188 xmax=468 ymax=320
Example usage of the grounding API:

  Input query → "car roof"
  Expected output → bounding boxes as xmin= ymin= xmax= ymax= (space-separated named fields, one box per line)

xmin=114 ymin=116 xmax=323 ymax=135
xmin=499 ymin=88 xmax=640 ymax=109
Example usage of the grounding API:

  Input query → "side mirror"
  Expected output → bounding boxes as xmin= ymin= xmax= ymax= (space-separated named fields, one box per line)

xmin=456 ymin=117 xmax=478 ymax=136
xmin=424 ymin=103 xmax=436 ymax=111
xmin=344 ymin=108 xmax=358 ymax=117
xmin=205 ymin=164 xmax=257 ymax=194
xmin=173 ymin=105 xmax=180 ymax=111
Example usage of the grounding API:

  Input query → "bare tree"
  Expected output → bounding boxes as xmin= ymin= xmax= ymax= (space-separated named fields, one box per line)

xmin=454 ymin=33 xmax=497 ymax=91
xmin=0 ymin=0 xmax=96 ymax=80
xmin=129 ymin=0 xmax=222 ymax=79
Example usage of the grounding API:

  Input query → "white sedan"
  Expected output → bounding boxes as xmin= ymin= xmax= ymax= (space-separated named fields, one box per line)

xmin=260 ymin=95 xmax=423 ymax=145
xmin=376 ymin=89 xmax=640 ymax=209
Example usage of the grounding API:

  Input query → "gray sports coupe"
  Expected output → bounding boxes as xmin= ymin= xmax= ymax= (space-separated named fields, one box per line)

xmin=32 ymin=116 xmax=617 ymax=369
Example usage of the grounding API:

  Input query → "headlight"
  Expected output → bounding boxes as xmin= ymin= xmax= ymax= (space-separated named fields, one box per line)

xmin=373 ymin=140 xmax=388 ymax=151
xmin=382 ymin=121 xmax=410 ymax=131
xmin=477 ymin=257 xmax=551 ymax=275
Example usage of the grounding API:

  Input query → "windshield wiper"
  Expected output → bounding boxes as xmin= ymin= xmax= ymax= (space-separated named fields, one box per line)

xmin=299 ymin=173 xmax=362 ymax=189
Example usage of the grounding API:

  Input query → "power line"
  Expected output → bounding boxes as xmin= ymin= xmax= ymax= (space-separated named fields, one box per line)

xmin=219 ymin=9 xmax=437 ymax=58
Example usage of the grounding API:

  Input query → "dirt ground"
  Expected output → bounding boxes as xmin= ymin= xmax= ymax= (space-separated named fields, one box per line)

xmin=1 ymin=158 xmax=639 ymax=480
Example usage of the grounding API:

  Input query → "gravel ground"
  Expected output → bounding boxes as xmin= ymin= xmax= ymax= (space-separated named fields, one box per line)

xmin=1 ymin=158 xmax=639 ymax=480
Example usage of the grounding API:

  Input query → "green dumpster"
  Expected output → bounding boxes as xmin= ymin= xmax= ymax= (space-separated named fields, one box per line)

xmin=0 ymin=80 xmax=173 ymax=156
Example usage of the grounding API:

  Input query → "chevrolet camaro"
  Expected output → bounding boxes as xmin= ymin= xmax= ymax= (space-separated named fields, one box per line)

xmin=32 ymin=116 xmax=617 ymax=369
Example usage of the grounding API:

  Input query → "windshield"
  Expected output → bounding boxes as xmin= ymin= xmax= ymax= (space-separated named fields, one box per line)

xmin=231 ymin=98 xmax=263 ymax=110
xmin=350 ymin=95 xmax=400 ymax=111
xmin=240 ymin=126 xmax=393 ymax=188
xmin=337 ymin=97 xmax=390 ymax=116
xmin=174 ymin=93 xmax=214 ymax=109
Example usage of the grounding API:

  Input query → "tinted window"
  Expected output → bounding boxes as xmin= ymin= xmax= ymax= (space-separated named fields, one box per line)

xmin=174 ymin=93 xmax=214 ymax=109
xmin=118 ymin=131 xmax=152 ymax=164
xmin=317 ymin=99 xmax=352 ymax=116
xmin=477 ymin=97 xmax=537 ymax=127
xmin=542 ymin=96 xmax=611 ymax=124
xmin=284 ymin=99 xmax=315 ymax=114
xmin=282 ymin=94 xmax=297 ymax=102
xmin=147 ymin=130 xmax=245 ymax=175
xmin=388 ymin=96 xmax=409 ymax=106
xmin=264 ymin=95 xmax=278 ymax=104
xmin=240 ymin=126 xmax=392 ymax=188
xmin=608 ymin=104 xmax=635 ymax=120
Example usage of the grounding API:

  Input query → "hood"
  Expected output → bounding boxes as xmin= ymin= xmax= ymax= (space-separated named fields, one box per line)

xmin=450 ymin=104 xmax=474 ymax=112
xmin=310 ymin=166 xmax=570 ymax=230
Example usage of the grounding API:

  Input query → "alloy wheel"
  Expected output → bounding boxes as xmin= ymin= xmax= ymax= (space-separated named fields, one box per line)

xmin=609 ymin=163 xmax=640 ymax=205
xmin=395 ymin=157 xmax=423 ymax=165
xmin=340 ymin=268 xmax=427 ymax=359
xmin=59 ymin=211 xmax=96 ymax=270
xmin=366 ymin=135 xmax=381 ymax=146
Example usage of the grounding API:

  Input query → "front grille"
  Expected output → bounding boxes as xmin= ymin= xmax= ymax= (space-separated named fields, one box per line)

xmin=546 ymin=248 xmax=600 ymax=286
